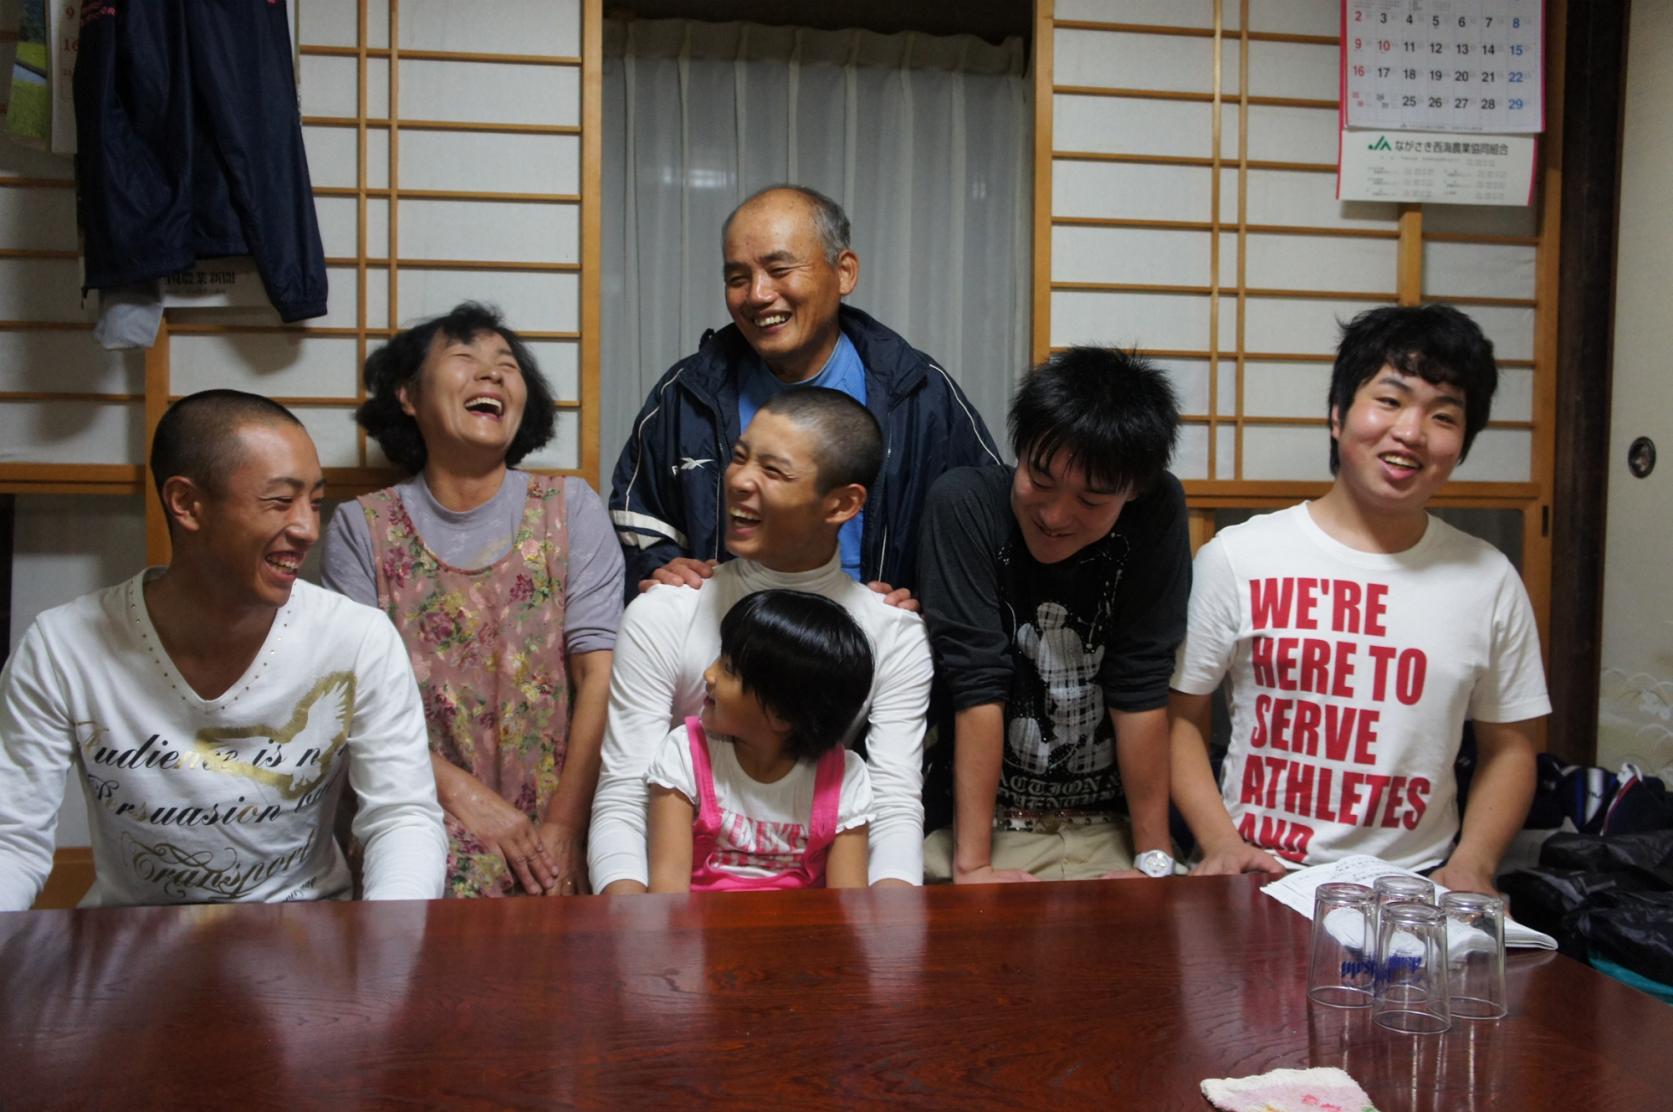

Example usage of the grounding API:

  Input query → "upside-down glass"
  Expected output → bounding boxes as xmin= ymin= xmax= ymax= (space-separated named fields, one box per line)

xmin=1373 ymin=900 xmax=1451 ymax=1035
xmin=1308 ymin=882 xmax=1376 ymax=1007
xmin=1371 ymin=873 xmax=1436 ymax=941
xmin=1442 ymin=890 xmax=1508 ymax=1019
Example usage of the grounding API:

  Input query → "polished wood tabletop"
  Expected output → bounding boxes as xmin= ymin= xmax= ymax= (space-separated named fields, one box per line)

xmin=3 ymin=875 xmax=1667 ymax=1110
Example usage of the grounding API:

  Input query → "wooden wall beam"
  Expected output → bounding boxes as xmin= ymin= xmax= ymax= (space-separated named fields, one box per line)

xmin=1547 ymin=0 xmax=1628 ymax=766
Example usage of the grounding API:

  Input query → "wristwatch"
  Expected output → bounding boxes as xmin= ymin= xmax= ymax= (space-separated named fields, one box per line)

xmin=1135 ymin=849 xmax=1176 ymax=878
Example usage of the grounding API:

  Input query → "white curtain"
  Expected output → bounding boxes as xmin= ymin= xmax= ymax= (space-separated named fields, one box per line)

xmin=599 ymin=18 xmax=1031 ymax=483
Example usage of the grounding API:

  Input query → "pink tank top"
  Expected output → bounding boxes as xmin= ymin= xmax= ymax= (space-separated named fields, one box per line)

xmin=684 ymin=717 xmax=845 ymax=892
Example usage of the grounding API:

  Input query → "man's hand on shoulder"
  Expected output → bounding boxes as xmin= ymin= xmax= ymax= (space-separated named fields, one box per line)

xmin=638 ymin=557 xmax=717 ymax=594
xmin=865 ymin=580 xmax=920 ymax=613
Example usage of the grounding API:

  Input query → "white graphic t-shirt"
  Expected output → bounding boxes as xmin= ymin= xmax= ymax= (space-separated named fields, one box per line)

xmin=1171 ymin=504 xmax=1550 ymax=871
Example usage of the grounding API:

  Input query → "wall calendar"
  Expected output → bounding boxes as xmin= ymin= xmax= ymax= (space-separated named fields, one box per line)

xmin=1341 ymin=0 xmax=1544 ymax=134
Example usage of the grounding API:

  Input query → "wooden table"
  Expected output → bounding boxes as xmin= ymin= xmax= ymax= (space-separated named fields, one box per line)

xmin=3 ymin=875 xmax=1666 ymax=1110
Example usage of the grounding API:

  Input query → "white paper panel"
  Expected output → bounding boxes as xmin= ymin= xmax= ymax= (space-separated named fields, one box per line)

xmin=1423 ymin=241 xmax=1536 ymax=301
xmin=397 ymin=59 xmax=580 ymax=127
xmin=1155 ymin=358 xmax=1211 ymax=416
xmin=1245 ymin=233 xmax=1398 ymax=294
xmin=1175 ymin=421 xmax=1209 ymax=480
xmin=1052 ymin=226 xmax=1211 ymax=286
xmin=366 ymin=128 xmax=390 ymax=189
xmin=0 ymin=187 xmax=77 ymax=251
xmin=399 ymin=200 xmax=579 ymax=263
xmin=1242 ymin=297 xmax=1391 ymax=354
xmin=1421 ymin=203 xmax=1538 ymax=238
xmin=300 ymin=54 xmax=358 ymax=117
xmin=367 ymin=200 xmax=390 ymax=257
xmin=0 ymin=260 xmax=96 ymax=323
xmin=395 ymin=271 xmax=578 ymax=332
xmin=293 ymin=406 xmax=362 ymax=468
xmin=1055 ymin=95 xmax=1213 ymax=158
xmin=526 ymin=340 xmax=580 ymax=401
xmin=1239 ymin=104 xmax=1341 ymax=164
xmin=395 ymin=131 xmax=579 ymax=193
xmin=1452 ymin=428 xmax=1531 ymax=482
xmin=298 ymin=1 xmax=358 ymax=48
xmin=519 ymin=410 xmax=581 ymax=472
xmin=1216 ymin=424 xmax=1237 ymax=478
xmin=1054 ymin=0 xmax=1217 ymax=26
xmin=1237 ymin=168 xmax=1400 ymax=230
xmin=0 ymin=401 xmax=143 ymax=464
xmin=1454 ymin=304 xmax=1534 ymax=362
xmin=1494 ymin=367 xmax=1532 ymax=423
xmin=315 ymin=195 xmax=359 ymax=258
xmin=1051 ymin=291 xmax=1211 ymax=351
xmin=1054 ymin=160 xmax=1213 ymax=222
xmin=1210 ymin=31 xmax=1244 ymax=88
xmin=172 ymin=335 xmax=360 ymax=398
xmin=1246 ymin=40 xmax=1339 ymax=101
xmin=1242 ymin=360 xmax=1333 ymax=418
xmin=396 ymin=0 xmax=580 ymax=57
xmin=367 ymin=58 xmax=390 ymax=118
xmin=1216 ymin=361 xmax=1238 ymax=416
xmin=1242 ymin=424 xmax=1333 ymax=480
xmin=0 ymin=332 xmax=143 ymax=394
xmin=1054 ymin=29 xmax=1215 ymax=95
xmin=367 ymin=0 xmax=389 ymax=48
xmin=1248 ymin=0 xmax=1340 ymax=36
xmin=302 ymin=125 xmax=358 ymax=189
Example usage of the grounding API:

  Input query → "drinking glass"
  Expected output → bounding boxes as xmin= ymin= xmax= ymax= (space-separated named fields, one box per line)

xmin=1372 ymin=900 xmax=1451 ymax=1034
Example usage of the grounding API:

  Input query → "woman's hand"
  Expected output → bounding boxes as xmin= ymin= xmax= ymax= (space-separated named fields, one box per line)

xmin=433 ymin=756 xmax=557 ymax=895
xmin=536 ymin=822 xmax=590 ymax=895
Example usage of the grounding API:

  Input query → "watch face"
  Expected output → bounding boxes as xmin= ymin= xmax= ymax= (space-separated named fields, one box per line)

xmin=1137 ymin=851 xmax=1174 ymax=878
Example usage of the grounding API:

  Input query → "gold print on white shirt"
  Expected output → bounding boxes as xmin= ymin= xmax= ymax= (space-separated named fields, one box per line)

xmin=191 ymin=671 xmax=356 ymax=800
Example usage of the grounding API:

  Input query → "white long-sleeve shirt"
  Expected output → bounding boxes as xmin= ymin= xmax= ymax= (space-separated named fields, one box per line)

xmin=589 ymin=552 xmax=933 ymax=889
xmin=0 ymin=572 xmax=447 ymax=909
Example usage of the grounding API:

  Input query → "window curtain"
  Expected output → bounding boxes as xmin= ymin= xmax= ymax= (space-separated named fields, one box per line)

xmin=599 ymin=18 xmax=1031 ymax=483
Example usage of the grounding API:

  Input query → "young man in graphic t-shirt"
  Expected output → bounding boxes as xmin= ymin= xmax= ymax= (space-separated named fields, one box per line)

xmin=917 ymin=348 xmax=1191 ymax=883
xmin=0 ymin=391 xmax=445 ymax=909
xmin=1169 ymin=305 xmax=1549 ymax=895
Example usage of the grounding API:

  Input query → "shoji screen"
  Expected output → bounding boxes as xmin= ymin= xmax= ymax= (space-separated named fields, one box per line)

xmin=0 ymin=0 xmax=603 ymax=566
xmin=1034 ymin=0 xmax=1558 ymax=623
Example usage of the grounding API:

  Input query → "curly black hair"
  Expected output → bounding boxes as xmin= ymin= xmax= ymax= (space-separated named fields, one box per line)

xmin=355 ymin=302 xmax=556 ymax=474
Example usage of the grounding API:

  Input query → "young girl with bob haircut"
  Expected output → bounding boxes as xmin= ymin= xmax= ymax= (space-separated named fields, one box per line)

xmin=646 ymin=589 xmax=875 ymax=892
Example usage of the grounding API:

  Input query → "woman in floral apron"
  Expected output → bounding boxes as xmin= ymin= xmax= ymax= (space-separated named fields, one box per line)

xmin=321 ymin=303 xmax=623 ymax=897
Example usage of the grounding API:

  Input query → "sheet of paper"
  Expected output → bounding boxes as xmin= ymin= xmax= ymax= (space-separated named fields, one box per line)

xmin=1338 ymin=127 xmax=1536 ymax=205
xmin=1261 ymin=854 xmax=1557 ymax=949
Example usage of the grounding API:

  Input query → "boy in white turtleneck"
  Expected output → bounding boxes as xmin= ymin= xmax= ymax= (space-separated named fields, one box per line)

xmin=589 ymin=388 xmax=932 ymax=893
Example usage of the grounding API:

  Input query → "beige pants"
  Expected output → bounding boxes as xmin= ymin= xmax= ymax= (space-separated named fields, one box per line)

xmin=923 ymin=822 xmax=1137 ymax=883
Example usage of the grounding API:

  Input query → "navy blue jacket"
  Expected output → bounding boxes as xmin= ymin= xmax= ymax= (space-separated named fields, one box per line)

xmin=74 ymin=0 xmax=327 ymax=322
xmin=609 ymin=306 xmax=1003 ymax=597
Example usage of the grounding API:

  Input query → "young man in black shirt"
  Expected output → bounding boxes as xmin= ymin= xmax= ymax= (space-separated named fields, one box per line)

xmin=917 ymin=348 xmax=1190 ymax=883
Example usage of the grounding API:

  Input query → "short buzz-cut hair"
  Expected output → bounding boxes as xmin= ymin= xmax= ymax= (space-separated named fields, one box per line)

xmin=1009 ymin=346 xmax=1180 ymax=497
xmin=355 ymin=301 xmax=556 ymax=475
xmin=1327 ymin=304 xmax=1498 ymax=473
xmin=754 ymin=387 xmax=882 ymax=494
xmin=719 ymin=588 xmax=874 ymax=763
xmin=149 ymin=389 xmax=306 ymax=507
xmin=722 ymin=184 xmax=852 ymax=264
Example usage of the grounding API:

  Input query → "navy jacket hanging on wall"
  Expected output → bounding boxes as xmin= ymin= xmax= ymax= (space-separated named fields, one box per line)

xmin=74 ymin=0 xmax=328 ymax=323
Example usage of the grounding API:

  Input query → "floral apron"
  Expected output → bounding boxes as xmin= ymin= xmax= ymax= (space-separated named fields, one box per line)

xmin=361 ymin=476 xmax=569 ymax=897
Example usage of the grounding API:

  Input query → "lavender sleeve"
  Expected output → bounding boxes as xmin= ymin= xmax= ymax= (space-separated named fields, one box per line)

xmin=563 ymin=477 xmax=626 ymax=654
xmin=320 ymin=500 xmax=379 ymax=608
